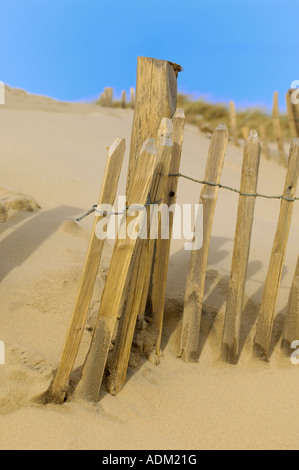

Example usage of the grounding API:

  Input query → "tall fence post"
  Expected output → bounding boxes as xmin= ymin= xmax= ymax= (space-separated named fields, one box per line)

xmin=272 ymin=91 xmax=286 ymax=166
xmin=104 ymin=87 xmax=113 ymax=107
xmin=126 ymin=57 xmax=180 ymax=192
xmin=106 ymin=118 xmax=174 ymax=395
xmin=76 ymin=140 xmax=157 ymax=402
xmin=130 ymin=87 xmax=135 ymax=109
xmin=259 ymin=125 xmax=270 ymax=160
xmin=222 ymin=131 xmax=261 ymax=364
xmin=281 ymin=256 xmax=299 ymax=355
xmin=254 ymin=139 xmax=299 ymax=360
xmin=121 ymin=90 xmax=126 ymax=108
xmin=179 ymin=124 xmax=228 ymax=362
xmin=149 ymin=109 xmax=186 ymax=360
xmin=229 ymin=101 xmax=238 ymax=146
xmin=47 ymin=138 xmax=126 ymax=403
xmin=286 ymin=90 xmax=298 ymax=139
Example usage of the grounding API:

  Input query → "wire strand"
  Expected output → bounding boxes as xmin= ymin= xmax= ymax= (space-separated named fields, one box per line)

xmin=169 ymin=173 xmax=299 ymax=202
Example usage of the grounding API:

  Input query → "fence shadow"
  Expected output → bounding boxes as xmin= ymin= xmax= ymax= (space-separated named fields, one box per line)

xmin=0 ymin=205 xmax=81 ymax=281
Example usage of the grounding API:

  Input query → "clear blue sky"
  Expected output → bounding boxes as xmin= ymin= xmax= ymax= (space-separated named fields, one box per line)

xmin=0 ymin=0 xmax=297 ymax=110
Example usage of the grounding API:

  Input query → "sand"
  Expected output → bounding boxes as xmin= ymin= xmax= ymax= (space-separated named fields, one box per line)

xmin=0 ymin=86 xmax=298 ymax=450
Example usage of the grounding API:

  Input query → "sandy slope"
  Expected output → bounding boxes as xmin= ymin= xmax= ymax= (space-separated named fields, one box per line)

xmin=0 ymin=86 xmax=298 ymax=450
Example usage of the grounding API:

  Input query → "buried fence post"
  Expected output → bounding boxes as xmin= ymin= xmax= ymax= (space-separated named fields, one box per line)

xmin=126 ymin=57 xmax=180 ymax=193
xmin=229 ymin=101 xmax=238 ymax=146
xmin=76 ymin=140 xmax=157 ymax=402
xmin=121 ymin=90 xmax=126 ymax=109
xmin=259 ymin=125 xmax=271 ymax=160
xmin=106 ymin=118 xmax=174 ymax=395
xmin=149 ymin=109 xmax=186 ymax=359
xmin=254 ymin=139 xmax=299 ymax=360
xmin=281 ymin=256 xmax=299 ymax=355
xmin=222 ymin=131 xmax=261 ymax=364
xmin=272 ymin=91 xmax=286 ymax=166
xmin=104 ymin=87 xmax=113 ymax=107
xmin=130 ymin=87 xmax=135 ymax=109
xmin=179 ymin=124 xmax=228 ymax=362
xmin=286 ymin=90 xmax=298 ymax=139
xmin=48 ymin=138 xmax=126 ymax=403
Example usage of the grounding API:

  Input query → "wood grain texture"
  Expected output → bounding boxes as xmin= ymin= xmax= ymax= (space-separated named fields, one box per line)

xmin=222 ymin=131 xmax=261 ymax=364
xmin=179 ymin=125 xmax=228 ymax=362
xmin=76 ymin=139 xmax=157 ymax=401
xmin=106 ymin=118 xmax=174 ymax=395
xmin=48 ymin=138 xmax=126 ymax=403
xmin=254 ymin=139 xmax=299 ymax=360
xmin=126 ymin=57 xmax=178 ymax=193
xmin=149 ymin=109 xmax=186 ymax=359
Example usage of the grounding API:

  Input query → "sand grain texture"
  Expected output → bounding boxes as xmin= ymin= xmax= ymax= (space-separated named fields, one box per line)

xmin=0 ymin=87 xmax=298 ymax=450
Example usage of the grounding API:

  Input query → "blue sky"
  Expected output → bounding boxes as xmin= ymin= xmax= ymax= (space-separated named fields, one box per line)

xmin=0 ymin=0 xmax=297 ymax=110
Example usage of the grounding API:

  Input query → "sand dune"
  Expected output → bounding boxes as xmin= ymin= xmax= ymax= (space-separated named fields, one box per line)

xmin=0 ymin=87 xmax=298 ymax=450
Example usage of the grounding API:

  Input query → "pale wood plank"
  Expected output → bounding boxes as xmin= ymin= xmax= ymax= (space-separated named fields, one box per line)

xmin=286 ymin=90 xmax=297 ymax=139
xmin=76 ymin=139 xmax=157 ymax=401
xmin=222 ymin=131 xmax=261 ymax=364
xmin=47 ymin=138 xmax=126 ymax=403
xmin=179 ymin=124 xmax=228 ymax=362
xmin=149 ymin=109 xmax=186 ymax=359
xmin=130 ymin=87 xmax=135 ymax=109
xmin=105 ymin=118 xmax=174 ymax=395
xmin=121 ymin=90 xmax=126 ymax=109
xmin=254 ymin=139 xmax=299 ymax=360
xmin=126 ymin=57 xmax=178 ymax=193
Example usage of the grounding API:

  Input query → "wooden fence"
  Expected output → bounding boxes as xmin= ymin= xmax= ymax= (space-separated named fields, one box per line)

xmin=46 ymin=57 xmax=299 ymax=404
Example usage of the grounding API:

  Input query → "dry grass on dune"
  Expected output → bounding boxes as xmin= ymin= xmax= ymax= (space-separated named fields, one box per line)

xmin=106 ymin=93 xmax=291 ymax=142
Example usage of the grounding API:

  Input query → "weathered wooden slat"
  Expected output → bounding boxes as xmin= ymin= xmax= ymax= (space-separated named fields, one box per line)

xmin=254 ymin=139 xmax=299 ymax=360
xmin=106 ymin=118 xmax=174 ymax=395
xmin=76 ymin=139 xmax=157 ymax=401
xmin=149 ymin=109 xmax=186 ymax=359
xmin=48 ymin=138 xmax=126 ymax=403
xmin=179 ymin=124 xmax=228 ymax=362
xmin=126 ymin=57 xmax=178 ymax=193
xmin=222 ymin=131 xmax=261 ymax=364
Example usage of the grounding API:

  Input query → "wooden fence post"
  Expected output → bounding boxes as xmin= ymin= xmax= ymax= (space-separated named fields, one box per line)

xmin=121 ymin=90 xmax=126 ymax=108
xmin=259 ymin=125 xmax=271 ymax=160
xmin=272 ymin=91 xmax=286 ymax=166
xmin=106 ymin=118 xmax=174 ymax=395
xmin=179 ymin=124 xmax=228 ymax=362
xmin=149 ymin=109 xmax=185 ymax=359
xmin=241 ymin=126 xmax=249 ymax=142
xmin=229 ymin=101 xmax=238 ymax=146
xmin=47 ymin=138 xmax=126 ymax=403
xmin=76 ymin=139 xmax=157 ymax=402
xmin=281 ymin=256 xmax=299 ymax=355
xmin=286 ymin=90 xmax=297 ymax=139
xmin=254 ymin=139 xmax=299 ymax=360
xmin=106 ymin=87 xmax=113 ymax=107
xmin=126 ymin=57 xmax=180 ymax=193
xmin=130 ymin=87 xmax=135 ymax=109
xmin=222 ymin=131 xmax=261 ymax=364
